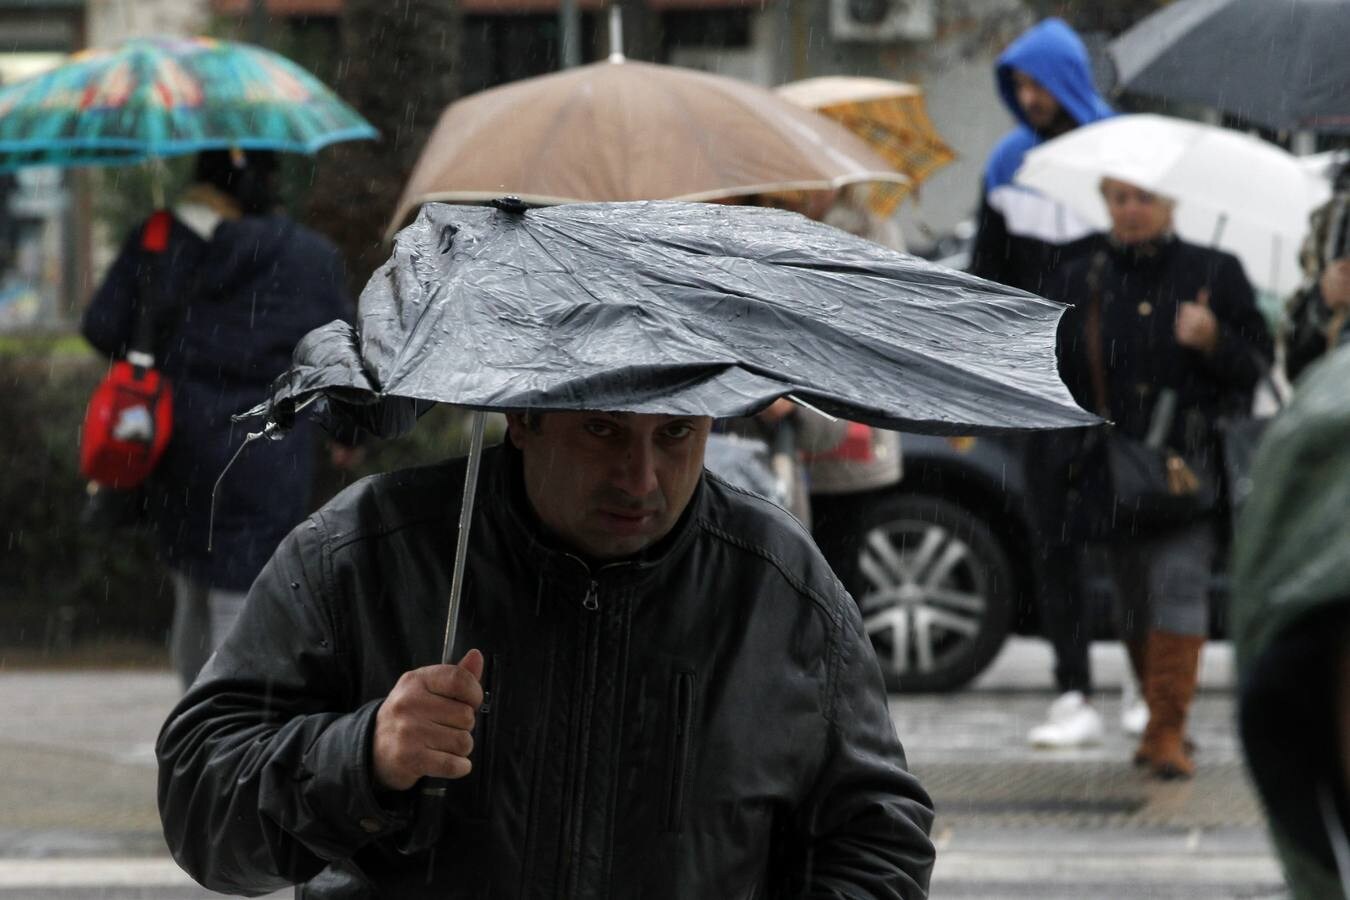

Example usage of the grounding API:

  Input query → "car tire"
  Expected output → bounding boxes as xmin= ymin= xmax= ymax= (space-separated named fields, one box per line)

xmin=845 ymin=492 xmax=1016 ymax=693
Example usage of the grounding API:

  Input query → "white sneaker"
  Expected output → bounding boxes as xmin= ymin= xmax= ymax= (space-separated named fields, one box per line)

xmin=1120 ymin=677 xmax=1149 ymax=736
xmin=1028 ymin=690 xmax=1104 ymax=748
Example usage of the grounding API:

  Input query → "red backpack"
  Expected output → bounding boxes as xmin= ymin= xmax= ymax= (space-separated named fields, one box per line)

xmin=79 ymin=211 xmax=175 ymax=489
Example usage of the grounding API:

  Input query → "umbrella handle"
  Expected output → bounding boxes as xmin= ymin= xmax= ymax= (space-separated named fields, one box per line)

xmin=396 ymin=780 xmax=450 ymax=857
xmin=147 ymin=156 xmax=166 ymax=209
xmin=399 ymin=411 xmax=488 ymax=857
xmin=1210 ymin=211 xmax=1228 ymax=246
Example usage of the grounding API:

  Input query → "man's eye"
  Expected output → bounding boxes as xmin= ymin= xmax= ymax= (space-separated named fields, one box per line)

xmin=584 ymin=422 xmax=616 ymax=438
xmin=662 ymin=424 xmax=694 ymax=440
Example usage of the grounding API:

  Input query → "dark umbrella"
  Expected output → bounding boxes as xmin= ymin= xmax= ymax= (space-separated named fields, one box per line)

xmin=256 ymin=199 xmax=1095 ymax=437
xmin=1109 ymin=0 xmax=1350 ymax=134
xmin=244 ymin=197 xmax=1097 ymax=847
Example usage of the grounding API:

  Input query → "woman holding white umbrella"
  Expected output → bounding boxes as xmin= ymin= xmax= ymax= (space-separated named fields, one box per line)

xmin=1045 ymin=176 xmax=1273 ymax=779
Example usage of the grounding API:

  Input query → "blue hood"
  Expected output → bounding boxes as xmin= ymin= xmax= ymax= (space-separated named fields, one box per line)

xmin=986 ymin=18 xmax=1114 ymax=192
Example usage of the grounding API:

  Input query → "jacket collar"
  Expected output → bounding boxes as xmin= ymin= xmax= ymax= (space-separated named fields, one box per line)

xmin=1104 ymin=231 xmax=1178 ymax=273
xmin=479 ymin=442 xmax=705 ymax=590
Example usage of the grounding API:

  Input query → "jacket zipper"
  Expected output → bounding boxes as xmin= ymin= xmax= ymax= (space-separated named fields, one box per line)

xmin=666 ymin=670 xmax=695 ymax=832
xmin=472 ymin=653 xmax=499 ymax=815
xmin=558 ymin=558 xmax=628 ymax=892
xmin=562 ymin=574 xmax=603 ymax=894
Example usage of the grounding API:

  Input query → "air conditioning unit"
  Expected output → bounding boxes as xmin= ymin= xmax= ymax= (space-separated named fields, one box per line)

xmin=830 ymin=0 xmax=935 ymax=43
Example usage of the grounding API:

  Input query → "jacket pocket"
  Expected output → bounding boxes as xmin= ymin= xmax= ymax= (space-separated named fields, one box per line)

xmin=664 ymin=669 xmax=695 ymax=833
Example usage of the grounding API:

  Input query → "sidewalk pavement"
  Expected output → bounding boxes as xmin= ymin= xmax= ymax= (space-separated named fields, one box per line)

xmin=896 ymin=638 xmax=1261 ymax=829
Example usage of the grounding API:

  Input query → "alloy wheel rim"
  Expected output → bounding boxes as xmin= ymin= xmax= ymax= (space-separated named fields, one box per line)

xmin=857 ymin=520 xmax=988 ymax=678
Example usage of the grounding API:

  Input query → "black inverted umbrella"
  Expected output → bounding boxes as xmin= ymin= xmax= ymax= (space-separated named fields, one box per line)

xmin=1109 ymin=0 xmax=1350 ymax=134
xmin=256 ymin=199 xmax=1095 ymax=438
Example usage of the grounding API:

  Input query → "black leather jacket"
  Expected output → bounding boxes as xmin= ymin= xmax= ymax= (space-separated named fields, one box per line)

xmin=156 ymin=445 xmax=935 ymax=898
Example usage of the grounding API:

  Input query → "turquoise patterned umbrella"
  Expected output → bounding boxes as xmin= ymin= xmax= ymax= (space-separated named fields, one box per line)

xmin=0 ymin=35 xmax=376 ymax=171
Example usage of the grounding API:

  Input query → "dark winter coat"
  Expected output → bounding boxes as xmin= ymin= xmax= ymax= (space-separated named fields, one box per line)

xmin=82 ymin=210 xmax=349 ymax=590
xmin=155 ymin=444 xmax=936 ymax=899
xmin=1232 ymin=345 xmax=1350 ymax=899
xmin=1041 ymin=234 xmax=1273 ymax=534
xmin=969 ymin=18 xmax=1114 ymax=295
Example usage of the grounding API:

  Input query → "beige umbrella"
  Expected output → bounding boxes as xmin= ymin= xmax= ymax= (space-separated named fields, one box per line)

xmin=386 ymin=58 xmax=907 ymax=237
xmin=775 ymin=76 xmax=956 ymax=216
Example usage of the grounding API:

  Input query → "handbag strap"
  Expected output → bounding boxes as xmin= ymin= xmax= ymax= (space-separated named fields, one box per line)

xmin=1084 ymin=251 xmax=1182 ymax=445
xmin=130 ymin=210 xmax=174 ymax=367
xmin=1082 ymin=250 xmax=1112 ymax=418
xmin=1249 ymin=346 xmax=1288 ymax=412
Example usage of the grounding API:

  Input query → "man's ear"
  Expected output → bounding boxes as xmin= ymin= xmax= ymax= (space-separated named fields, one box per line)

xmin=504 ymin=413 xmax=529 ymax=449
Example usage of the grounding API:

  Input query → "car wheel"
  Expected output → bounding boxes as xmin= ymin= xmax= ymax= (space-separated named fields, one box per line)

xmin=850 ymin=493 xmax=1015 ymax=693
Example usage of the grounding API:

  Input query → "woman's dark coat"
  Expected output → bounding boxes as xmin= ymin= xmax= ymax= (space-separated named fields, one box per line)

xmin=1038 ymin=233 xmax=1274 ymax=536
xmin=82 ymin=212 xmax=350 ymax=590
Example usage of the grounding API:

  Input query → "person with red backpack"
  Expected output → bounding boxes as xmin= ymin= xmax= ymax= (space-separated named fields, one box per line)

xmin=82 ymin=148 xmax=352 ymax=689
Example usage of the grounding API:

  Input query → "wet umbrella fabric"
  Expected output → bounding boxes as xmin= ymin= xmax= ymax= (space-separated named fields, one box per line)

xmin=1015 ymin=114 xmax=1331 ymax=296
xmin=0 ymin=35 xmax=376 ymax=171
xmin=1109 ymin=0 xmax=1350 ymax=135
xmin=257 ymin=200 xmax=1096 ymax=438
xmin=385 ymin=59 xmax=905 ymax=238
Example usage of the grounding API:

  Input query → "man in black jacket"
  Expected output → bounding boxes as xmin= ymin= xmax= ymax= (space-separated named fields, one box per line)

xmin=156 ymin=409 xmax=936 ymax=898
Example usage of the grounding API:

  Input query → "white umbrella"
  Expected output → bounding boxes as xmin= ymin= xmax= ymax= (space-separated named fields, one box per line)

xmin=1298 ymin=149 xmax=1348 ymax=183
xmin=1015 ymin=114 xmax=1332 ymax=296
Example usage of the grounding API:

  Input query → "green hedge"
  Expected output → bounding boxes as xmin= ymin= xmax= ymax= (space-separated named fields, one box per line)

xmin=0 ymin=335 xmax=500 ymax=654
xmin=0 ymin=340 xmax=164 ymax=651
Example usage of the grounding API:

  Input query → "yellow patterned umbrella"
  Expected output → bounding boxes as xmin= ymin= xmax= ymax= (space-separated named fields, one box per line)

xmin=776 ymin=77 xmax=956 ymax=216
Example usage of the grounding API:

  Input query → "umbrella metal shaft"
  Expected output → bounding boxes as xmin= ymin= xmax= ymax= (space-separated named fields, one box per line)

xmin=440 ymin=411 xmax=487 ymax=664
xmin=403 ymin=410 xmax=487 ymax=857
xmin=608 ymin=5 xmax=624 ymax=62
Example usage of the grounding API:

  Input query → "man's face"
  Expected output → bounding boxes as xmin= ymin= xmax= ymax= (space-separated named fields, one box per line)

xmin=1101 ymin=178 xmax=1173 ymax=245
xmin=1012 ymin=70 xmax=1063 ymax=133
xmin=506 ymin=411 xmax=712 ymax=560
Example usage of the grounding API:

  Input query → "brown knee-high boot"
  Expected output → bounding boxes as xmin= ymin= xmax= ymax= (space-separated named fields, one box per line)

xmin=1135 ymin=630 xmax=1205 ymax=779
xmin=1128 ymin=636 xmax=1197 ymax=766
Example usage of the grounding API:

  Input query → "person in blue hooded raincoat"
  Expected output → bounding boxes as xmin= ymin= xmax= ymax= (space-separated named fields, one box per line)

xmin=971 ymin=17 xmax=1113 ymax=294
xmin=970 ymin=18 xmax=1121 ymax=751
